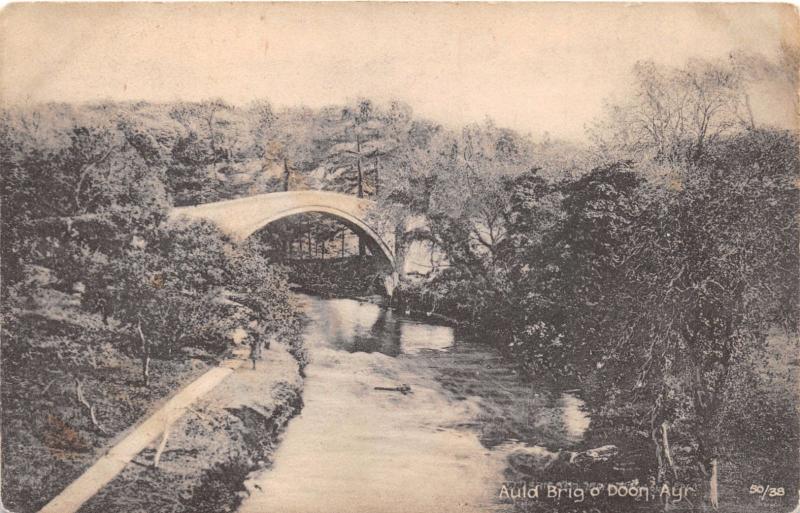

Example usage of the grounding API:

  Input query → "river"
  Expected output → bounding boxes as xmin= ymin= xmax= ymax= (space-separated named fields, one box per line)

xmin=237 ymin=294 xmax=590 ymax=513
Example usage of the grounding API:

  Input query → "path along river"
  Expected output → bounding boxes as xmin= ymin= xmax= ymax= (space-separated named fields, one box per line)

xmin=237 ymin=293 xmax=590 ymax=513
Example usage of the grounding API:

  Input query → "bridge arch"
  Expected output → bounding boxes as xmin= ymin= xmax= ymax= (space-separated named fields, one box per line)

xmin=170 ymin=191 xmax=397 ymax=270
xmin=242 ymin=204 xmax=395 ymax=268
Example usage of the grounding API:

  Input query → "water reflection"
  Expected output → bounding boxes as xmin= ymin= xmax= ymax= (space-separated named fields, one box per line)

xmin=296 ymin=294 xmax=454 ymax=357
xmin=297 ymin=295 xmax=398 ymax=355
xmin=559 ymin=393 xmax=591 ymax=441
xmin=400 ymin=323 xmax=454 ymax=354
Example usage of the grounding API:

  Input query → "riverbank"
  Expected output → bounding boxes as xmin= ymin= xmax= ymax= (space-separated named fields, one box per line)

xmin=1 ymin=284 xmax=307 ymax=513
xmin=77 ymin=339 xmax=303 ymax=513
xmin=1 ymin=290 xmax=217 ymax=513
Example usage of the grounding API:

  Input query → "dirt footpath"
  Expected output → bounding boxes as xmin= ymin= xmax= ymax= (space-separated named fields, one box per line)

xmin=76 ymin=341 xmax=304 ymax=513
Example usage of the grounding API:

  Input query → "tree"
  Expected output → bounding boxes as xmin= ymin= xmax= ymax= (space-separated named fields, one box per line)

xmin=0 ymin=105 xmax=169 ymax=299
xmin=246 ymin=100 xmax=277 ymax=160
xmin=590 ymin=59 xmax=752 ymax=164
xmin=168 ymin=100 xmax=247 ymax=205
xmin=227 ymin=238 xmax=299 ymax=342
xmin=672 ymin=129 xmax=799 ymax=503
xmin=105 ymin=219 xmax=235 ymax=385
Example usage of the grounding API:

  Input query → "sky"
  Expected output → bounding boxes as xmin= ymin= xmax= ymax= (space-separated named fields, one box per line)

xmin=1 ymin=2 xmax=797 ymax=141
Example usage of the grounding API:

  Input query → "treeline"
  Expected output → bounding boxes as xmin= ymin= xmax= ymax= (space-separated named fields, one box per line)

xmin=0 ymin=97 xmax=582 ymax=267
xmin=379 ymin=58 xmax=799 ymax=509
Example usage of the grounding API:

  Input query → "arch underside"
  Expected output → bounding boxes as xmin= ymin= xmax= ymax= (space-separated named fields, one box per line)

xmin=244 ymin=205 xmax=395 ymax=269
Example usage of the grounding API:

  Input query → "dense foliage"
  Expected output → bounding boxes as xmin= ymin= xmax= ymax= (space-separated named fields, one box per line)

xmin=375 ymin=60 xmax=799 ymax=509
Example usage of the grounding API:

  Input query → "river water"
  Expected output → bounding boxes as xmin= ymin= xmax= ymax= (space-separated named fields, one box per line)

xmin=237 ymin=294 xmax=590 ymax=513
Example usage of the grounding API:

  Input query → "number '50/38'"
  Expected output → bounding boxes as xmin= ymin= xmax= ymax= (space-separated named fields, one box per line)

xmin=749 ymin=485 xmax=785 ymax=497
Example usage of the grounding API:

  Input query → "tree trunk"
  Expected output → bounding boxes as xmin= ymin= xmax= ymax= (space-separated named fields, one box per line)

xmin=137 ymin=320 xmax=150 ymax=387
xmin=652 ymin=425 xmax=666 ymax=484
xmin=358 ymin=236 xmax=366 ymax=258
xmin=283 ymin=158 xmax=290 ymax=191
xmin=394 ymin=221 xmax=407 ymax=279
xmin=76 ymin=379 xmax=107 ymax=434
xmin=207 ymin=111 xmax=219 ymax=173
xmin=153 ymin=419 xmax=173 ymax=468
xmin=662 ymin=421 xmax=678 ymax=480
xmin=743 ymin=91 xmax=756 ymax=130
xmin=650 ymin=395 xmax=670 ymax=486
xmin=356 ymin=136 xmax=366 ymax=258
xmin=356 ymin=135 xmax=363 ymax=198
xmin=341 ymin=231 xmax=346 ymax=258
xmin=709 ymin=458 xmax=719 ymax=509
xmin=374 ymin=157 xmax=379 ymax=197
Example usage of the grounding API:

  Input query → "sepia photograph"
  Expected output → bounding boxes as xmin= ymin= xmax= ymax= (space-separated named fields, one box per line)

xmin=1 ymin=3 xmax=798 ymax=513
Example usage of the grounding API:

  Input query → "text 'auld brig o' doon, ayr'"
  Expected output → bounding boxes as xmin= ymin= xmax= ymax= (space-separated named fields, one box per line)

xmin=499 ymin=482 xmax=694 ymax=504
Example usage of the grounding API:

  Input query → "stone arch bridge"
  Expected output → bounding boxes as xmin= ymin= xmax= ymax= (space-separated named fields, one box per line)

xmin=170 ymin=191 xmax=399 ymax=293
